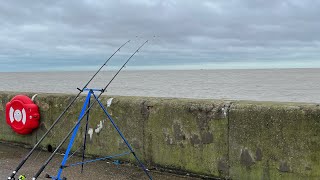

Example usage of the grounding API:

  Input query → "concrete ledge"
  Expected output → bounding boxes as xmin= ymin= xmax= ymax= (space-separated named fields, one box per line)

xmin=0 ymin=92 xmax=319 ymax=179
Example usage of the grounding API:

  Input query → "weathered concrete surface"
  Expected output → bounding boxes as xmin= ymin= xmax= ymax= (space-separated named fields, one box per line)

xmin=229 ymin=101 xmax=320 ymax=180
xmin=1 ymin=91 xmax=320 ymax=179
xmin=144 ymin=98 xmax=228 ymax=177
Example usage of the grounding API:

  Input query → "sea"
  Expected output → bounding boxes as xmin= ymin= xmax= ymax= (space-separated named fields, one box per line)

xmin=0 ymin=68 xmax=319 ymax=103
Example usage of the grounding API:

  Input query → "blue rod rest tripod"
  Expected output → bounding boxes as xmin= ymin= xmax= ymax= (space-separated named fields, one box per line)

xmin=49 ymin=88 xmax=152 ymax=180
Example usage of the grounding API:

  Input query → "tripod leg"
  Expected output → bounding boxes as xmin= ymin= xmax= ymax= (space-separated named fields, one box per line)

xmin=55 ymin=91 xmax=92 ymax=180
xmin=81 ymin=96 xmax=91 ymax=173
xmin=92 ymin=94 xmax=152 ymax=180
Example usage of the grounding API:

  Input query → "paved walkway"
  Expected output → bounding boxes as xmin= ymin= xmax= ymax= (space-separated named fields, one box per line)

xmin=0 ymin=142 xmax=198 ymax=180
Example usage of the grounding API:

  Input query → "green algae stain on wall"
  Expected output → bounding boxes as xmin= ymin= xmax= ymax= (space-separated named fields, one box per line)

xmin=229 ymin=102 xmax=320 ymax=180
xmin=144 ymin=98 xmax=229 ymax=177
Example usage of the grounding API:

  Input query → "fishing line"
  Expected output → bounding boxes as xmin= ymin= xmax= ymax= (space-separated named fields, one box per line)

xmin=66 ymin=146 xmax=82 ymax=161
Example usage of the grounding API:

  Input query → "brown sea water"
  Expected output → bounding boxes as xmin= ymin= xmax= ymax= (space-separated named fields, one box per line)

xmin=0 ymin=69 xmax=319 ymax=103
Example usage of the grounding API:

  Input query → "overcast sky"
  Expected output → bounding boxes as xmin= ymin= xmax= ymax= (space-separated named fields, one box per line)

xmin=0 ymin=0 xmax=320 ymax=71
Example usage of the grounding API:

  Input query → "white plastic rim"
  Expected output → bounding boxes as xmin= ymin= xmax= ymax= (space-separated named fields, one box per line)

xmin=9 ymin=107 xmax=27 ymax=125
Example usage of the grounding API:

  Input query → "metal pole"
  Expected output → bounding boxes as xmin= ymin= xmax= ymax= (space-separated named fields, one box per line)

xmin=81 ymin=95 xmax=91 ymax=173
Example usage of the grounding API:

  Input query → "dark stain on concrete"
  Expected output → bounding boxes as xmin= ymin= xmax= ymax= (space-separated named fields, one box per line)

xmin=240 ymin=149 xmax=254 ymax=168
xmin=201 ymin=132 xmax=214 ymax=144
xmin=141 ymin=101 xmax=151 ymax=120
xmin=188 ymin=103 xmax=217 ymax=131
xmin=188 ymin=104 xmax=197 ymax=112
xmin=190 ymin=134 xmax=201 ymax=146
xmin=173 ymin=123 xmax=186 ymax=141
xmin=178 ymin=142 xmax=185 ymax=148
xmin=279 ymin=161 xmax=290 ymax=173
xmin=255 ymin=147 xmax=263 ymax=161
xmin=217 ymin=158 xmax=229 ymax=177
xmin=305 ymin=165 xmax=312 ymax=171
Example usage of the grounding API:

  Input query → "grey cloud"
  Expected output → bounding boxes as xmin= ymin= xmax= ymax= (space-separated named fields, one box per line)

xmin=0 ymin=0 xmax=319 ymax=71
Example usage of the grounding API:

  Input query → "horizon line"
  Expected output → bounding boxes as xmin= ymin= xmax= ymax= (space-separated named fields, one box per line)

xmin=1 ymin=67 xmax=320 ymax=73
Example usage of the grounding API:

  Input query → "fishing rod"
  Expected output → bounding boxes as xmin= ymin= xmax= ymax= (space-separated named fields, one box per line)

xmin=32 ymin=40 xmax=149 ymax=180
xmin=7 ymin=40 xmax=131 ymax=180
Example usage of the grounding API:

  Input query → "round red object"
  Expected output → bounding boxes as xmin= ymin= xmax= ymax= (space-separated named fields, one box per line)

xmin=6 ymin=95 xmax=40 ymax=135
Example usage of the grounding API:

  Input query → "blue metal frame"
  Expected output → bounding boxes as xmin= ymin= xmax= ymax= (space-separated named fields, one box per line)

xmin=52 ymin=89 xmax=152 ymax=180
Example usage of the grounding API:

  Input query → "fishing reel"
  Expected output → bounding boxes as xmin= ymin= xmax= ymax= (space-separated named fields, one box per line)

xmin=17 ymin=175 xmax=26 ymax=180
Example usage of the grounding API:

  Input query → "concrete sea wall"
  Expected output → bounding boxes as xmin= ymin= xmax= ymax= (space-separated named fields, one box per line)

xmin=0 ymin=92 xmax=319 ymax=179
